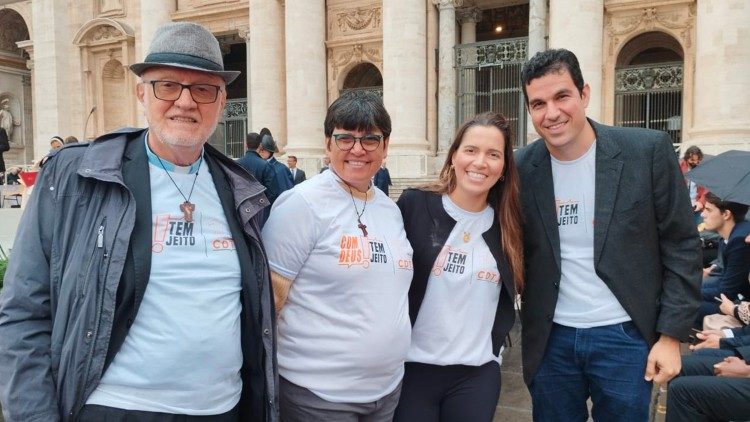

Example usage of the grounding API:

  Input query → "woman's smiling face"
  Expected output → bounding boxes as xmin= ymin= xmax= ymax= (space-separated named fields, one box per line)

xmin=449 ymin=125 xmax=506 ymax=209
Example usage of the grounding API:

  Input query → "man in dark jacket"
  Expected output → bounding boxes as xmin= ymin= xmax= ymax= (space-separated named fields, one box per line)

xmin=257 ymin=128 xmax=293 ymax=196
xmin=0 ymin=127 xmax=9 ymax=178
xmin=237 ymin=132 xmax=280 ymax=204
xmin=515 ymin=48 xmax=700 ymax=421
xmin=0 ymin=22 xmax=278 ymax=422
xmin=374 ymin=163 xmax=392 ymax=197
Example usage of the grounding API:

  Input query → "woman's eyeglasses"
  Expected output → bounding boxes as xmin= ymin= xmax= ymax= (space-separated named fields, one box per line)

xmin=331 ymin=133 xmax=383 ymax=151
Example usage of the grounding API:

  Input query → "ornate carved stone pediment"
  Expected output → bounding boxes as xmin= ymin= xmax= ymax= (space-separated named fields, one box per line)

xmin=73 ymin=18 xmax=134 ymax=46
xmin=604 ymin=1 xmax=695 ymax=56
xmin=329 ymin=43 xmax=382 ymax=80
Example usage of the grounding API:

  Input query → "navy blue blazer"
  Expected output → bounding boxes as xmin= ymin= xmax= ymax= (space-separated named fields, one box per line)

xmin=515 ymin=120 xmax=702 ymax=384
xmin=397 ymin=188 xmax=516 ymax=356
xmin=713 ymin=220 xmax=750 ymax=299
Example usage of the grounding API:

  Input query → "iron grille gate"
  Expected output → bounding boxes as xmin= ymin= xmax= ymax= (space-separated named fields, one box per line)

xmin=614 ymin=62 xmax=683 ymax=145
xmin=455 ymin=37 xmax=528 ymax=148
xmin=340 ymin=86 xmax=383 ymax=97
xmin=209 ymin=98 xmax=247 ymax=159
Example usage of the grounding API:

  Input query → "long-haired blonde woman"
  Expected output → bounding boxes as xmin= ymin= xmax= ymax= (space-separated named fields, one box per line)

xmin=393 ymin=111 xmax=524 ymax=421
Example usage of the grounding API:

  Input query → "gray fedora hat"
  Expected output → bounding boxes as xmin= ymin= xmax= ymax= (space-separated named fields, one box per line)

xmin=259 ymin=127 xmax=279 ymax=153
xmin=130 ymin=22 xmax=239 ymax=84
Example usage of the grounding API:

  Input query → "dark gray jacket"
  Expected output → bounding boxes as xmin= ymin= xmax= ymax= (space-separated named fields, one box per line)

xmin=515 ymin=120 xmax=701 ymax=385
xmin=0 ymin=129 xmax=278 ymax=422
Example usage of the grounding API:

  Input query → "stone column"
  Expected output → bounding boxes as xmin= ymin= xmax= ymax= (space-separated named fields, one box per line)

xmin=137 ymin=0 xmax=174 ymax=127
xmin=383 ymin=0 xmax=429 ymax=176
xmin=427 ymin=2 xmax=439 ymax=156
xmin=139 ymin=0 xmax=175 ymax=59
xmin=547 ymin=0 xmax=603 ymax=121
xmin=284 ymin=0 xmax=327 ymax=173
xmin=433 ymin=0 xmax=462 ymax=153
xmin=688 ymin=0 xmax=750 ymax=152
xmin=31 ymin=0 xmax=73 ymax=160
xmin=457 ymin=6 xmax=481 ymax=122
xmin=249 ymin=0 xmax=286 ymax=142
xmin=526 ymin=0 xmax=547 ymax=141
xmin=458 ymin=6 xmax=481 ymax=44
xmin=527 ymin=0 xmax=547 ymax=58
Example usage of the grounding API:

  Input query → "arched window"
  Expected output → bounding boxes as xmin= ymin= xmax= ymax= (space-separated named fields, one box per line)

xmin=341 ymin=62 xmax=383 ymax=97
xmin=614 ymin=32 xmax=684 ymax=143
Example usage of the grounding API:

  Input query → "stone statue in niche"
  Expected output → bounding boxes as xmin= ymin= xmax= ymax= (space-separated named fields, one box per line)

xmin=0 ymin=98 xmax=21 ymax=140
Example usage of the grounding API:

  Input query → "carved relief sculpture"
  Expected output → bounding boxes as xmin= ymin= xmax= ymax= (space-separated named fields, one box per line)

xmin=337 ymin=7 xmax=381 ymax=33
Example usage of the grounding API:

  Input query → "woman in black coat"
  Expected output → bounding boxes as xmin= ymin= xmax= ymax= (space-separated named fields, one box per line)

xmin=393 ymin=112 xmax=524 ymax=422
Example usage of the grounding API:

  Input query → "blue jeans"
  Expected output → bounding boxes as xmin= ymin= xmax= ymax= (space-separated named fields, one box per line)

xmin=529 ymin=322 xmax=652 ymax=422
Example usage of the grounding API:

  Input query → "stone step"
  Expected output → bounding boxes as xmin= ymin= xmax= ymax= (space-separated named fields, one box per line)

xmin=386 ymin=176 xmax=438 ymax=201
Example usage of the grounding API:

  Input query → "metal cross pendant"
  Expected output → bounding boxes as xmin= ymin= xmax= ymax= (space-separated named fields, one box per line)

xmin=358 ymin=222 xmax=368 ymax=237
xmin=180 ymin=201 xmax=195 ymax=222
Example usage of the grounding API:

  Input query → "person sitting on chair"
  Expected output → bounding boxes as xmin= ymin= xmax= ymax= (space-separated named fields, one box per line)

xmin=695 ymin=193 xmax=750 ymax=326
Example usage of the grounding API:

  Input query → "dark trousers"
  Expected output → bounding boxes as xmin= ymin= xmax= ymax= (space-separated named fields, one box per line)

xmin=666 ymin=349 xmax=750 ymax=422
xmin=393 ymin=360 xmax=501 ymax=422
xmin=77 ymin=404 xmax=239 ymax=422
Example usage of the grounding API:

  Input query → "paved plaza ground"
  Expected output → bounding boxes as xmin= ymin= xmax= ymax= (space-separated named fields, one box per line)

xmin=494 ymin=316 xmax=671 ymax=422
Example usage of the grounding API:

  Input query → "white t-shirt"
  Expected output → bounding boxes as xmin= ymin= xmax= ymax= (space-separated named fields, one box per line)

xmin=551 ymin=141 xmax=630 ymax=327
xmin=262 ymin=170 xmax=414 ymax=403
xmin=407 ymin=195 xmax=503 ymax=366
xmin=88 ymin=142 xmax=243 ymax=415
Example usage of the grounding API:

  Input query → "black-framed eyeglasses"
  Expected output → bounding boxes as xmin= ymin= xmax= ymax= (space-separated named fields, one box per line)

xmin=144 ymin=80 xmax=222 ymax=104
xmin=332 ymin=133 xmax=383 ymax=151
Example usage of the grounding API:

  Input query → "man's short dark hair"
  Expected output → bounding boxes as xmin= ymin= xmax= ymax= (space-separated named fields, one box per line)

xmin=324 ymin=90 xmax=391 ymax=139
xmin=520 ymin=48 xmax=585 ymax=106
xmin=683 ymin=145 xmax=703 ymax=161
xmin=705 ymin=192 xmax=749 ymax=223
xmin=288 ymin=155 xmax=297 ymax=162
xmin=246 ymin=132 xmax=261 ymax=150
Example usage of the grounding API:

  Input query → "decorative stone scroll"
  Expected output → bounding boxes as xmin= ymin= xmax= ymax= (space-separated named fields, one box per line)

xmin=432 ymin=0 xmax=465 ymax=10
xmin=457 ymin=6 xmax=482 ymax=25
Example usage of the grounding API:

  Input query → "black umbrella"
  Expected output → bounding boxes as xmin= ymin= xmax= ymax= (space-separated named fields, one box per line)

xmin=687 ymin=150 xmax=750 ymax=205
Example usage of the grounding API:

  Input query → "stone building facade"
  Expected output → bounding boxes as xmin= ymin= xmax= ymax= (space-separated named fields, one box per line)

xmin=0 ymin=0 xmax=748 ymax=180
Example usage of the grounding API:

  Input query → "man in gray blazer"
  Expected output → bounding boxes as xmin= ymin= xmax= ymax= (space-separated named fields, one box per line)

xmin=515 ymin=49 xmax=701 ymax=421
